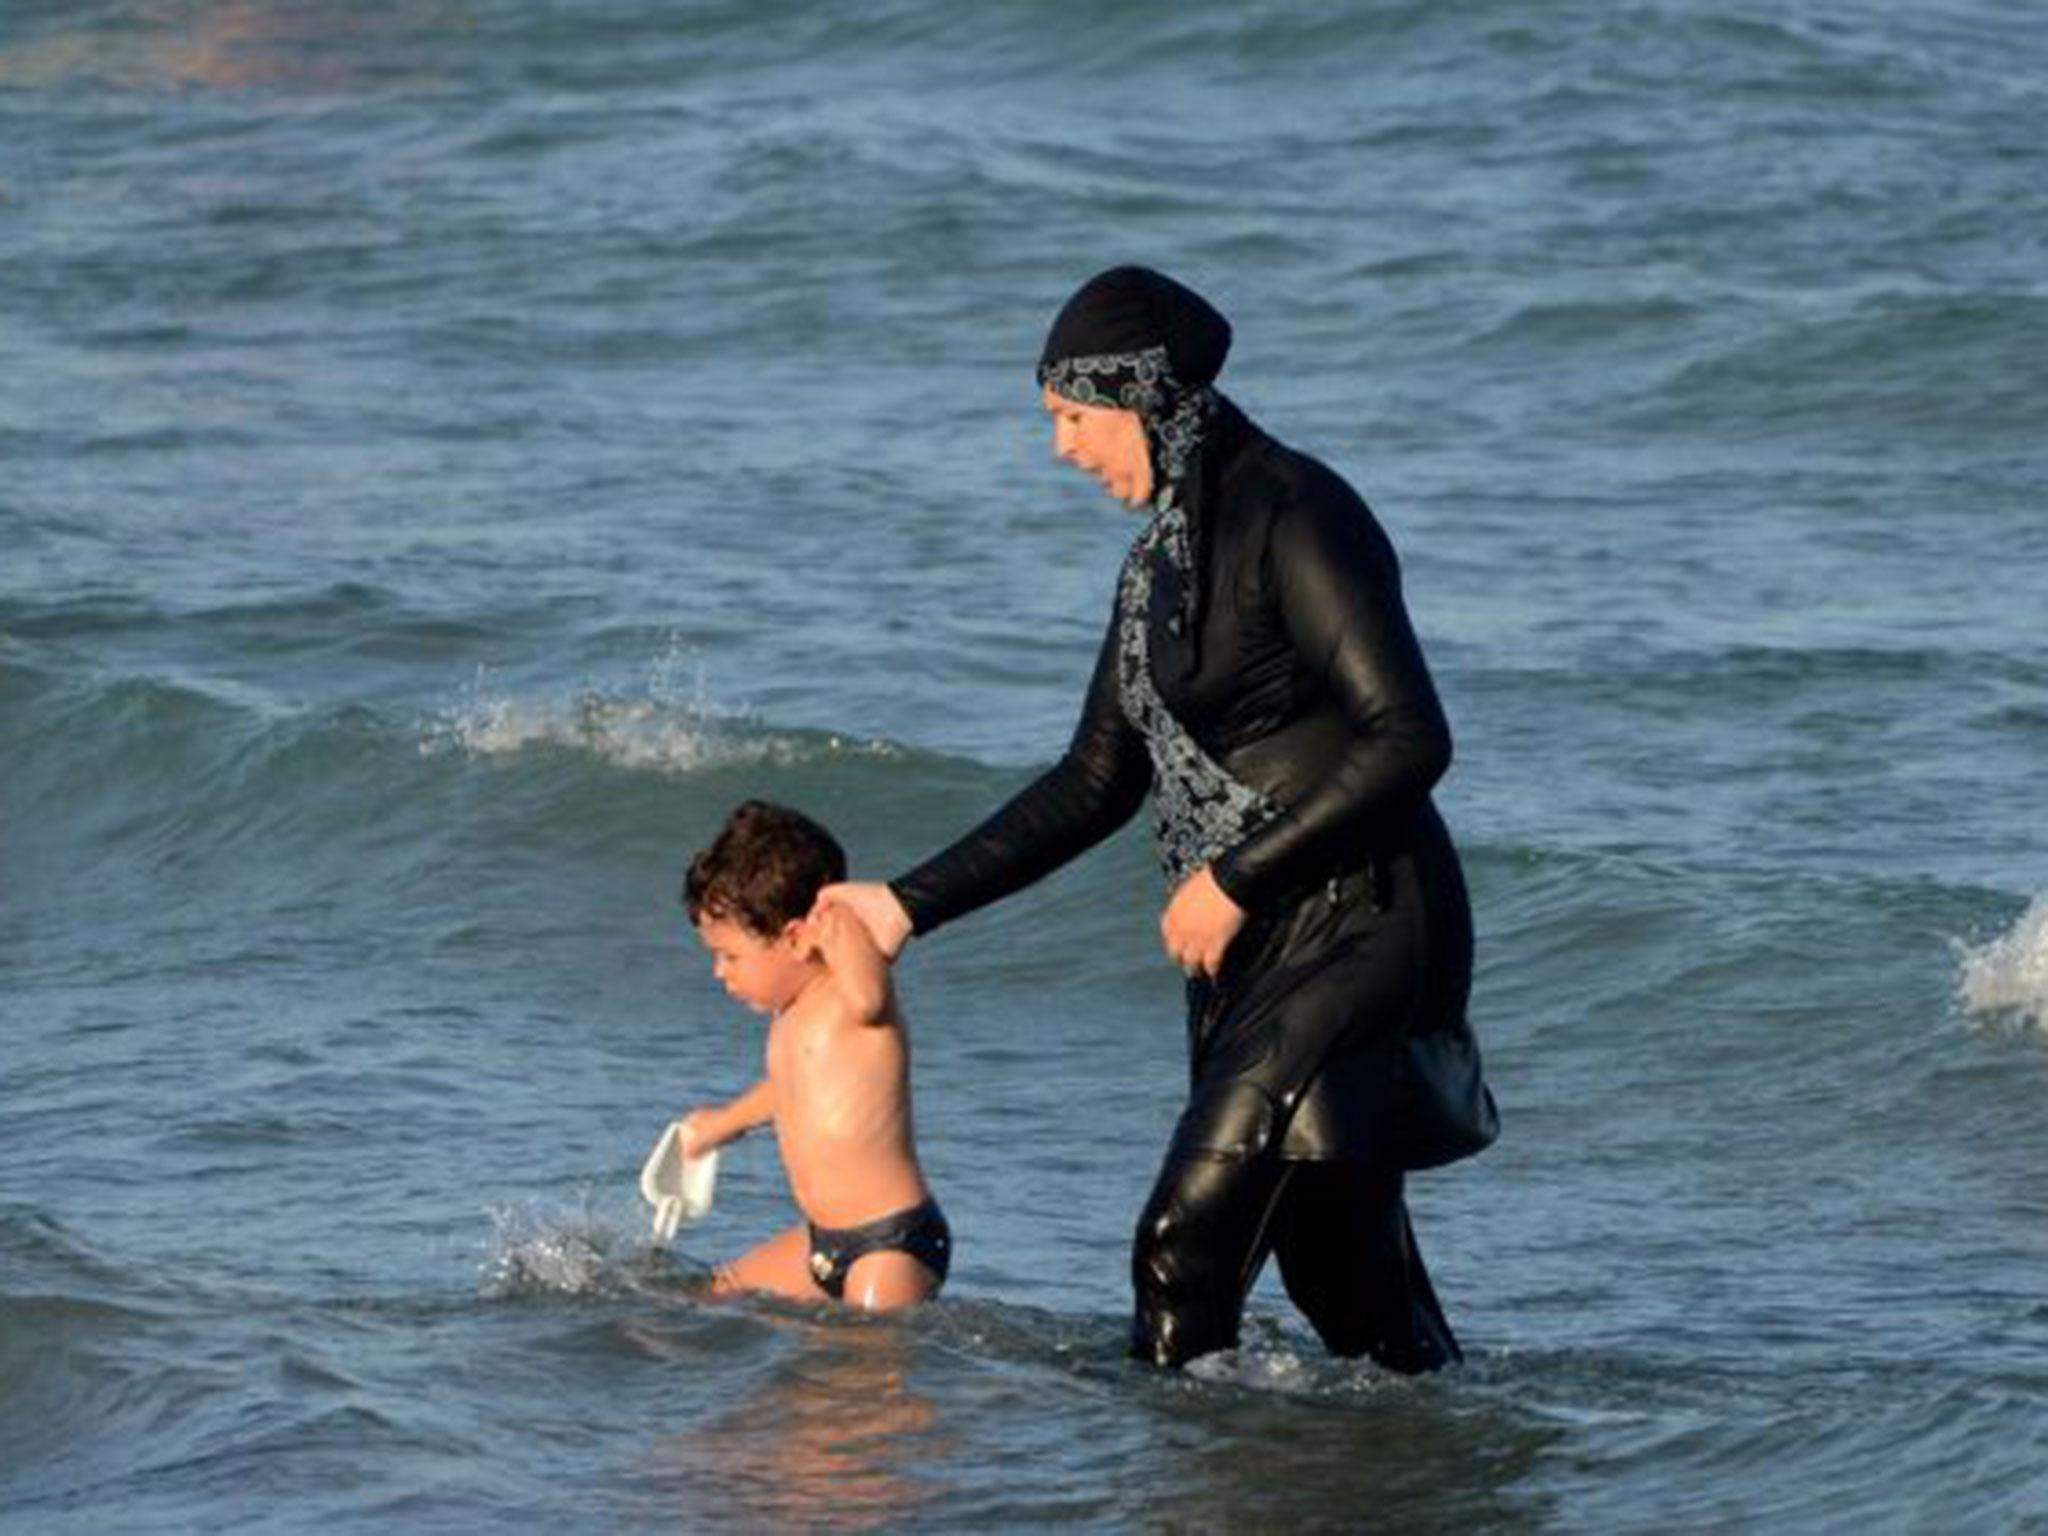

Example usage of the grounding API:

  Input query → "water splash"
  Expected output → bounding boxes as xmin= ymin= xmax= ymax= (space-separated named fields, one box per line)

xmin=1181 ymin=1316 xmax=1400 ymax=1399
xmin=1958 ymin=895 xmax=2048 ymax=1031
xmin=422 ymin=642 xmax=895 ymax=776
xmin=479 ymin=1200 xmax=635 ymax=1300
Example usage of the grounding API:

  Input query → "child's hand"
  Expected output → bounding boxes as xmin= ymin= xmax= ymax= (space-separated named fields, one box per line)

xmin=677 ymin=1107 xmax=727 ymax=1157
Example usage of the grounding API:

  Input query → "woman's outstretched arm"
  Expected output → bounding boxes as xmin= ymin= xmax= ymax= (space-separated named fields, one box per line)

xmin=821 ymin=612 xmax=1151 ymax=950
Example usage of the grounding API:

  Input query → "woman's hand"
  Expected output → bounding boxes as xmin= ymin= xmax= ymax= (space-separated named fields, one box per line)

xmin=1160 ymin=865 xmax=1246 ymax=978
xmin=808 ymin=903 xmax=891 ymax=1021
xmin=812 ymin=882 xmax=913 ymax=960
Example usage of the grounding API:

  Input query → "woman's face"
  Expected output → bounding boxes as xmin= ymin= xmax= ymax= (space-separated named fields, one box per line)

xmin=1042 ymin=385 xmax=1154 ymax=509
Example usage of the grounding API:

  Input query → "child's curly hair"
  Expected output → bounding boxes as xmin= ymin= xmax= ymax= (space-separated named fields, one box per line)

xmin=682 ymin=800 xmax=848 ymax=937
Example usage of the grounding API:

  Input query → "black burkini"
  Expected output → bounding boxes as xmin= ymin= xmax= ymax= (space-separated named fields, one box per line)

xmin=890 ymin=267 xmax=1497 ymax=1371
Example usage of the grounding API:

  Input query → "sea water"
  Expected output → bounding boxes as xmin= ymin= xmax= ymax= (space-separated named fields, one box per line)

xmin=4 ymin=1 xmax=2047 ymax=1529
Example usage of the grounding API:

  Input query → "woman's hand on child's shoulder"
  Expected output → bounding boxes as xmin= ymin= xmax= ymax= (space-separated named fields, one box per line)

xmin=809 ymin=902 xmax=879 ymax=963
xmin=808 ymin=903 xmax=893 ymax=1021
xmin=812 ymin=883 xmax=912 ymax=960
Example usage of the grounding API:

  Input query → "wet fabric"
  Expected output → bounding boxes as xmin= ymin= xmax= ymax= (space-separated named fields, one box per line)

xmin=1131 ymin=1150 xmax=1460 ymax=1371
xmin=888 ymin=401 xmax=1496 ymax=1170
xmin=806 ymin=1198 xmax=952 ymax=1300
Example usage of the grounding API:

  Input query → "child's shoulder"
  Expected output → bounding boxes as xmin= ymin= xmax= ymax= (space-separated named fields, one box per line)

xmin=791 ymin=975 xmax=904 ymax=1037
xmin=781 ymin=975 xmax=868 ymax=1030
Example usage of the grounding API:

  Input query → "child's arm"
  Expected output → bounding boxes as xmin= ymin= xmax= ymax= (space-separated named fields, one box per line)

xmin=810 ymin=903 xmax=893 ymax=1023
xmin=680 ymin=1077 xmax=776 ymax=1154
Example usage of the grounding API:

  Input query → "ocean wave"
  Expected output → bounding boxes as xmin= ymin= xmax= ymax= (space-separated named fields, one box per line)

xmin=420 ymin=665 xmax=899 ymax=777
xmin=0 ymin=582 xmax=406 ymax=649
xmin=0 ymin=1207 xmax=180 ymax=1489
xmin=1 ymin=666 xmax=362 ymax=876
xmin=1466 ymin=295 xmax=1704 ymax=356
xmin=0 ymin=589 xmax=170 ymax=643
xmin=0 ymin=1204 xmax=156 ymax=1306
xmin=1957 ymin=894 xmax=2048 ymax=1031
xmin=1636 ymin=292 xmax=2048 ymax=440
xmin=0 ymin=647 xmax=922 ymax=846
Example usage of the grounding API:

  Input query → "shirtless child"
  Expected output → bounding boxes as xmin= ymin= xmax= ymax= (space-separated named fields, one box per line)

xmin=677 ymin=800 xmax=949 ymax=1311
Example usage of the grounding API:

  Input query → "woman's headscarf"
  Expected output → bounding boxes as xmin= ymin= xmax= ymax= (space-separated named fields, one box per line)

xmin=1036 ymin=264 xmax=1231 ymax=495
xmin=1036 ymin=266 xmax=1234 ymax=668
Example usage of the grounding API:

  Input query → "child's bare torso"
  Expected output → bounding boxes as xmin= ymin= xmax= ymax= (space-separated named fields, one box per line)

xmin=766 ymin=984 xmax=928 ymax=1230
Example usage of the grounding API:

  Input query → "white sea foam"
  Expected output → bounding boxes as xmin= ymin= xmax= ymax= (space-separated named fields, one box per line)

xmin=421 ymin=648 xmax=894 ymax=776
xmin=1183 ymin=1343 xmax=1401 ymax=1399
xmin=1958 ymin=894 xmax=2048 ymax=1031
xmin=1186 ymin=1344 xmax=1311 ymax=1390
xmin=1181 ymin=1316 xmax=1400 ymax=1398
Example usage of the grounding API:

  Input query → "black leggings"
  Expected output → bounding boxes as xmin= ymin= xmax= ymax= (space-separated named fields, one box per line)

xmin=1130 ymin=1148 xmax=1461 ymax=1373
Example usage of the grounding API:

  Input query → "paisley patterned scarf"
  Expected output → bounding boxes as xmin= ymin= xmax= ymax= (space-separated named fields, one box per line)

xmin=1038 ymin=345 xmax=1281 ymax=889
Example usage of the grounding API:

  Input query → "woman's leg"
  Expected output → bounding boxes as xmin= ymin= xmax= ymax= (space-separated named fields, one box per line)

xmin=1129 ymin=1079 xmax=1301 ymax=1367
xmin=1271 ymin=1163 xmax=1461 ymax=1374
xmin=1129 ymin=1148 xmax=1293 ymax=1366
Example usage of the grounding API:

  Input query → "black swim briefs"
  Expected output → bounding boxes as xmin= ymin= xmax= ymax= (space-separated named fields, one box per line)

xmin=807 ymin=1198 xmax=950 ymax=1300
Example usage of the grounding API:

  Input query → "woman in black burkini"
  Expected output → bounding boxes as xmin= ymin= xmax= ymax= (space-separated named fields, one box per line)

xmin=822 ymin=266 xmax=1497 ymax=1371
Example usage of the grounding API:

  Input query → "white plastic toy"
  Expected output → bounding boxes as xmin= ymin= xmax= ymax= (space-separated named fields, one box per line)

xmin=639 ymin=1120 xmax=719 ymax=1242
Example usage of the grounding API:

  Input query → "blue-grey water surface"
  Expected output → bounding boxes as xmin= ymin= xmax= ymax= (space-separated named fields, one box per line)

xmin=5 ymin=1 xmax=2048 ymax=1530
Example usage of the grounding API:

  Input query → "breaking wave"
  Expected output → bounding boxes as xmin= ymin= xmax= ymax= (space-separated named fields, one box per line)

xmin=1958 ymin=894 xmax=2048 ymax=1031
xmin=422 ymin=663 xmax=898 ymax=776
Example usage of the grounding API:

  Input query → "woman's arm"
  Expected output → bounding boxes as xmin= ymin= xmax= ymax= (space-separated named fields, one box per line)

xmin=1209 ymin=486 xmax=1451 ymax=910
xmin=885 ymin=609 xmax=1152 ymax=937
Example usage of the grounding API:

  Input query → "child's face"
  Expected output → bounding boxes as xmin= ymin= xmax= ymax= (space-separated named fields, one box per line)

xmin=695 ymin=912 xmax=813 ymax=1015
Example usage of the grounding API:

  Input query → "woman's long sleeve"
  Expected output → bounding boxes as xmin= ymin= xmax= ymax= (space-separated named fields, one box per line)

xmin=1209 ymin=493 xmax=1451 ymax=909
xmin=889 ymin=614 xmax=1152 ymax=936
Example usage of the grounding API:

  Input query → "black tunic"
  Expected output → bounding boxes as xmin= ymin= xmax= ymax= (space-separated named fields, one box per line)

xmin=890 ymin=401 xmax=1496 ymax=1169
